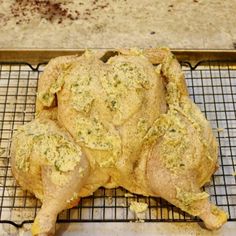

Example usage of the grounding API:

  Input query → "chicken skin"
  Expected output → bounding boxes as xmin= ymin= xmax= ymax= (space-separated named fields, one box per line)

xmin=11 ymin=48 xmax=227 ymax=235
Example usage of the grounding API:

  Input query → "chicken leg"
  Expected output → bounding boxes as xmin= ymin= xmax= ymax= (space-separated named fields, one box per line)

xmin=147 ymin=160 xmax=227 ymax=230
xmin=32 ymin=162 xmax=89 ymax=235
xmin=144 ymin=48 xmax=227 ymax=229
xmin=11 ymin=117 xmax=90 ymax=235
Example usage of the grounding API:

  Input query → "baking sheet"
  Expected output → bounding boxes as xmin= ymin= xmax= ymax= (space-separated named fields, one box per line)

xmin=0 ymin=59 xmax=236 ymax=233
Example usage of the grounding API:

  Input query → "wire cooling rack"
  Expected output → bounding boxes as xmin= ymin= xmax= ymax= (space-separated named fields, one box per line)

xmin=0 ymin=60 xmax=235 ymax=228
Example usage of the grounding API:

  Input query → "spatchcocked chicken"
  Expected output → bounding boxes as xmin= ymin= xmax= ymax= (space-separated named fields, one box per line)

xmin=11 ymin=48 xmax=227 ymax=235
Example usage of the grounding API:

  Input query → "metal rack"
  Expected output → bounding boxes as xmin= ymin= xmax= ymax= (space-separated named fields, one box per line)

xmin=0 ymin=60 xmax=235 ymax=228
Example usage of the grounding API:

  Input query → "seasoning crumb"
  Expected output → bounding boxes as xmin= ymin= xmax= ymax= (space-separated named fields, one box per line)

xmin=150 ymin=31 xmax=156 ymax=35
xmin=124 ymin=193 xmax=134 ymax=197
xmin=129 ymin=201 xmax=148 ymax=214
xmin=216 ymin=127 xmax=224 ymax=132
xmin=135 ymin=219 xmax=145 ymax=223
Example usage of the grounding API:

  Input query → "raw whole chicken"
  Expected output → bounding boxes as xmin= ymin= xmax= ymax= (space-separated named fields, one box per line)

xmin=10 ymin=48 xmax=228 ymax=235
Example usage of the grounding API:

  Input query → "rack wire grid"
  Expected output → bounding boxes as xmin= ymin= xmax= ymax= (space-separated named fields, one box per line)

xmin=0 ymin=59 xmax=236 ymax=228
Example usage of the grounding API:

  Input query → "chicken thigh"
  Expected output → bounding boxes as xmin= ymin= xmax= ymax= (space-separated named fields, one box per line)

xmin=11 ymin=48 xmax=227 ymax=235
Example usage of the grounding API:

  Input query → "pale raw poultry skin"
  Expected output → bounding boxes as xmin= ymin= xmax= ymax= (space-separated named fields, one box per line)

xmin=10 ymin=48 xmax=227 ymax=235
